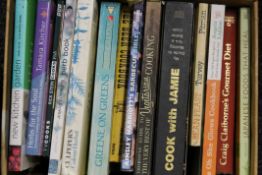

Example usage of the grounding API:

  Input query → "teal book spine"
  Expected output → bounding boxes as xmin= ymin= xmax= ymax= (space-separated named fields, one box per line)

xmin=87 ymin=2 xmax=120 ymax=175
xmin=8 ymin=0 xmax=37 ymax=171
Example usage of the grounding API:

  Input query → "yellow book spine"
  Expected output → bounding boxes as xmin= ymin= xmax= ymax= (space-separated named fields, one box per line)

xmin=110 ymin=6 xmax=131 ymax=163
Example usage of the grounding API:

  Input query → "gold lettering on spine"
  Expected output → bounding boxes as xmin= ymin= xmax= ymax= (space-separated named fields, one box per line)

xmin=219 ymin=43 xmax=232 ymax=166
xmin=165 ymin=68 xmax=180 ymax=171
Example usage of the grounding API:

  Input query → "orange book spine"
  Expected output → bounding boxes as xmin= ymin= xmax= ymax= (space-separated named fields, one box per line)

xmin=202 ymin=5 xmax=225 ymax=175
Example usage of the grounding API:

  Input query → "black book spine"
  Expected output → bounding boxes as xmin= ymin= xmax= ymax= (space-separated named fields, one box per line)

xmin=42 ymin=0 xmax=65 ymax=156
xmin=152 ymin=2 xmax=194 ymax=175
xmin=135 ymin=2 xmax=162 ymax=175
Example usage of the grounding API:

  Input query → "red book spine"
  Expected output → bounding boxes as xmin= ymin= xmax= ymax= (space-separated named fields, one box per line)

xmin=216 ymin=9 xmax=237 ymax=174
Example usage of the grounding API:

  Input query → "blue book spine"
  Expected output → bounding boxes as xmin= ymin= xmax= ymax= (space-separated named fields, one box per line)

xmin=26 ymin=0 xmax=55 ymax=156
xmin=121 ymin=2 xmax=145 ymax=171
xmin=87 ymin=2 xmax=120 ymax=175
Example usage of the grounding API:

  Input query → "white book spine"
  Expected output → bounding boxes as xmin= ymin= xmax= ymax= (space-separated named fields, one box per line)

xmin=61 ymin=0 xmax=98 ymax=174
xmin=48 ymin=1 xmax=77 ymax=174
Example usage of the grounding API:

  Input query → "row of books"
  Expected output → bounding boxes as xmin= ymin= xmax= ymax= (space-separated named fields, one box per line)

xmin=0 ymin=0 xmax=260 ymax=175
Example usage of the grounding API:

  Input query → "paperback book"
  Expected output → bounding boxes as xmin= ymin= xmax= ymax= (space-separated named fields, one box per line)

xmin=202 ymin=4 xmax=225 ymax=175
xmin=9 ymin=0 xmax=37 ymax=171
xmin=87 ymin=2 xmax=120 ymax=175
xmin=110 ymin=5 xmax=131 ymax=163
xmin=61 ymin=0 xmax=98 ymax=174
xmin=26 ymin=0 xmax=55 ymax=156
xmin=43 ymin=0 xmax=65 ymax=156
xmin=236 ymin=7 xmax=251 ymax=175
xmin=121 ymin=2 xmax=145 ymax=171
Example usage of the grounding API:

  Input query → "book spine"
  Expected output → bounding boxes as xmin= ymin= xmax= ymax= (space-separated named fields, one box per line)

xmin=251 ymin=2 xmax=259 ymax=175
xmin=110 ymin=6 xmax=131 ymax=163
xmin=61 ymin=0 xmax=98 ymax=174
xmin=201 ymin=5 xmax=225 ymax=175
xmin=121 ymin=2 xmax=145 ymax=171
xmin=26 ymin=0 xmax=55 ymax=156
xmin=152 ymin=2 xmax=194 ymax=175
xmin=87 ymin=2 xmax=120 ymax=175
xmin=236 ymin=8 xmax=251 ymax=175
xmin=189 ymin=3 xmax=209 ymax=147
xmin=259 ymin=2 xmax=262 ymax=174
xmin=134 ymin=2 xmax=161 ymax=175
xmin=43 ymin=0 xmax=65 ymax=156
xmin=216 ymin=9 xmax=237 ymax=174
xmin=48 ymin=0 xmax=77 ymax=174
xmin=1 ymin=0 xmax=15 ymax=174
xmin=8 ymin=0 xmax=37 ymax=171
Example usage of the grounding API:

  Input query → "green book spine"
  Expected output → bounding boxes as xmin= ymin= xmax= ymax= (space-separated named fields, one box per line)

xmin=237 ymin=7 xmax=251 ymax=175
xmin=8 ymin=0 xmax=36 ymax=171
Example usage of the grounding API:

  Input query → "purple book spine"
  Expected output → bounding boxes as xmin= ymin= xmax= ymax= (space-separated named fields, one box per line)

xmin=26 ymin=0 xmax=55 ymax=156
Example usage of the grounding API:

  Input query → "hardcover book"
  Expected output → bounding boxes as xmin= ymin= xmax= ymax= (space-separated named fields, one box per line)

xmin=26 ymin=0 xmax=55 ymax=156
xmin=236 ymin=7 xmax=251 ymax=175
xmin=48 ymin=0 xmax=77 ymax=174
xmin=121 ymin=2 xmax=144 ymax=171
xmin=110 ymin=5 xmax=131 ymax=164
xmin=202 ymin=5 xmax=225 ymax=175
xmin=61 ymin=0 xmax=98 ymax=174
xmin=43 ymin=0 xmax=65 ymax=156
xmin=9 ymin=0 xmax=37 ymax=171
xmin=134 ymin=2 xmax=161 ymax=175
xmin=152 ymin=2 xmax=194 ymax=175
xmin=1 ymin=0 xmax=13 ymax=174
xmin=87 ymin=2 xmax=120 ymax=175
xmin=216 ymin=9 xmax=237 ymax=174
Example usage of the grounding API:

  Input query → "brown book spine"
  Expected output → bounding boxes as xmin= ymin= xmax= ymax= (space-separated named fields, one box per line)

xmin=216 ymin=9 xmax=237 ymax=174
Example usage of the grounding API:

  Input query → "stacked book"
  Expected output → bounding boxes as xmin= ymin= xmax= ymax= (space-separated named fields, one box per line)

xmin=0 ymin=0 xmax=260 ymax=175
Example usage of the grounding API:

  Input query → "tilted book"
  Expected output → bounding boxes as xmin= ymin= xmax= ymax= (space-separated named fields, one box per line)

xmin=9 ymin=0 xmax=37 ymax=171
xmin=48 ymin=0 xmax=77 ymax=174
xmin=61 ymin=0 xmax=98 ymax=174
xmin=152 ymin=2 xmax=194 ymax=175
xmin=202 ymin=5 xmax=225 ymax=175
xmin=87 ymin=2 xmax=120 ymax=175
xmin=1 ymin=0 xmax=14 ymax=174
xmin=134 ymin=2 xmax=161 ymax=175
xmin=26 ymin=0 xmax=55 ymax=156
xmin=189 ymin=3 xmax=209 ymax=147
xmin=236 ymin=8 xmax=251 ymax=175
xmin=121 ymin=2 xmax=145 ymax=171
xmin=43 ymin=0 xmax=65 ymax=156
xmin=110 ymin=5 xmax=131 ymax=163
xmin=216 ymin=9 xmax=237 ymax=175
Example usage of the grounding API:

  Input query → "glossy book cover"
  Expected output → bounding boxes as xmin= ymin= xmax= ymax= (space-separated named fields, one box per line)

xmin=26 ymin=0 xmax=55 ymax=156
